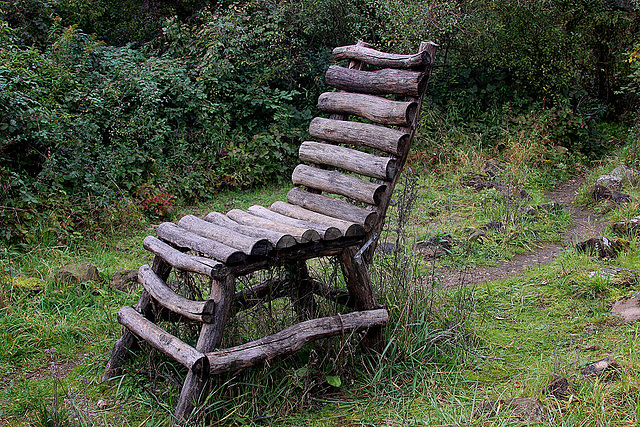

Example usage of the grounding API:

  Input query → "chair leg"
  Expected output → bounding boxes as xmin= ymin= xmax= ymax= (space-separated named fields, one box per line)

xmin=174 ymin=274 xmax=236 ymax=424
xmin=103 ymin=256 xmax=172 ymax=381
xmin=287 ymin=260 xmax=317 ymax=322
xmin=339 ymin=247 xmax=384 ymax=352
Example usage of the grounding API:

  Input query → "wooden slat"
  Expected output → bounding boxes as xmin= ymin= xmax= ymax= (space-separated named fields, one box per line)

xmin=118 ymin=306 xmax=209 ymax=376
xmin=333 ymin=44 xmax=434 ymax=69
xmin=226 ymin=209 xmax=320 ymax=243
xmin=292 ymin=164 xmax=386 ymax=205
xmin=309 ymin=117 xmax=409 ymax=156
xmin=178 ymin=215 xmax=273 ymax=256
xmin=203 ymin=212 xmax=297 ymax=250
xmin=138 ymin=264 xmax=217 ymax=323
xmin=270 ymin=201 xmax=365 ymax=237
xmin=206 ymin=309 xmax=388 ymax=374
xmin=143 ymin=236 xmax=226 ymax=278
xmin=247 ymin=205 xmax=342 ymax=240
xmin=325 ymin=65 xmax=426 ymax=96
xmin=156 ymin=222 xmax=246 ymax=265
xmin=299 ymin=141 xmax=396 ymax=180
xmin=286 ymin=187 xmax=377 ymax=230
xmin=318 ymin=92 xmax=417 ymax=126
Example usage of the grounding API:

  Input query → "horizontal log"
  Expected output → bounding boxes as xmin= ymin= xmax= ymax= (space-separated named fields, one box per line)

xmin=309 ymin=117 xmax=409 ymax=156
xmin=310 ymin=279 xmax=354 ymax=308
xmin=203 ymin=212 xmax=296 ymax=250
xmin=325 ymin=65 xmax=426 ymax=97
xmin=234 ymin=278 xmax=288 ymax=311
xmin=143 ymin=236 xmax=227 ymax=278
xmin=286 ymin=187 xmax=377 ymax=230
xmin=226 ymin=209 xmax=320 ymax=243
xmin=156 ymin=222 xmax=246 ymax=265
xmin=333 ymin=44 xmax=434 ymax=69
xmin=178 ymin=215 xmax=273 ymax=256
xmin=118 ymin=306 xmax=209 ymax=377
xmin=299 ymin=141 xmax=396 ymax=180
xmin=138 ymin=264 xmax=217 ymax=323
xmin=318 ymin=92 xmax=417 ymax=126
xmin=247 ymin=205 xmax=342 ymax=241
xmin=270 ymin=201 xmax=365 ymax=237
xmin=206 ymin=309 xmax=388 ymax=374
xmin=292 ymin=164 xmax=386 ymax=206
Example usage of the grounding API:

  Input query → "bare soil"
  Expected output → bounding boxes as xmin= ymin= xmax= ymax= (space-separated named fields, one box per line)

xmin=435 ymin=176 xmax=607 ymax=287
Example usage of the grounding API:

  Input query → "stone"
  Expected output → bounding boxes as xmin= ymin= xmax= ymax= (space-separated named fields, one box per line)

xmin=596 ymin=174 xmax=623 ymax=191
xmin=609 ymin=165 xmax=636 ymax=183
xmin=581 ymin=356 xmax=622 ymax=379
xmin=484 ymin=159 xmax=504 ymax=177
xmin=477 ymin=397 xmax=546 ymax=423
xmin=546 ymin=375 xmax=575 ymax=401
xmin=592 ymin=184 xmax=632 ymax=204
xmin=575 ymin=237 xmax=629 ymax=259
xmin=110 ymin=269 xmax=139 ymax=292
xmin=467 ymin=229 xmax=487 ymax=244
xmin=479 ymin=221 xmax=505 ymax=232
xmin=613 ymin=216 xmax=640 ymax=235
xmin=54 ymin=263 xmax=100 ymax=284
xmin=611 ymin=292 xmax=640 ymax=322
xmin=588 ymin=267 xmax=637 ymax=287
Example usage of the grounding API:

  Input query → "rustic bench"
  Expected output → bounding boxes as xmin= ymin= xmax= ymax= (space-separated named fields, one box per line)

xmin=103 ymin=40 xmax=437 ymax=421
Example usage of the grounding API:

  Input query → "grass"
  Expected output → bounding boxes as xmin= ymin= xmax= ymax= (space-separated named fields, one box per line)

xmin=1 ymin=139 xmax=640 ymax=425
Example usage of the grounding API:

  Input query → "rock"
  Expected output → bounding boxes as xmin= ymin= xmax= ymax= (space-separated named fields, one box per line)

xmin=54 ymin=263 xmax=100 ymax=284
xmin=110 ymin=269 xmax=139 ymax=292
xmin=461 ymin=173 xmax=495 ymax=191
xmin=592 ymin=184 xmax=632 ymax=204
xmin=546 ymin=375 xmax=575 ymax=401
xmin=575 ymin=237 xmax=629 ymax=259
xmin=613 ymin=216 xmax=640 ymax=235
xmin=609 ymin=165 xmax=636 ymax=183
xmin=467 ymin=229 xmax=487 ymax=244
xmin=581 ymin=356 xmax=622 ymax=379
xmin=596 ymin=174 xmax=623 ymax=191
xmin=477 ymin=397 xmax=546 ymax=423
xmin=479 ymin=221 xmax=505 ymax=232
xmin=415 ymin=234 xmax=454 ymax=258
xmin=588 ymin=267 xmax=637 ymax=287
xmin=611 ymin=291 xmax=640 ymax=322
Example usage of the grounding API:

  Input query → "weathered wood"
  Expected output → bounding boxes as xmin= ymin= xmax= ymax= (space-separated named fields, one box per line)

xmin=226 ymin=209 xmax=320 ymax=243
xmin=143 ymin=236 xmax=226 ymax=278
xmin=156 ymin=222 xmax=246 ymax=265
xmin=247 ymin=205 xmax=342 ymax=241
xmin=310 ymin=279 xmax=354 ymax=308
xmin=292 ymin=164 xmax=386 ymax=206
xmin=204 ymin=212 xmax=297 ymax=250
xmin=299 ymin=141 xmax=396 ymax=180
xmin=235 ymin=278 xmax=288 ymax=311
xmin=318 ymin=92 xmax=417 ymax=126
xmin=118 ymin=306 xmax=209 ymax=376
xmin=178 ymin=214 xmax=273 ymax=256
xmin=286 ymin=187 xmax=377 ymax=230
xmin=175 ymin=274 xmax=236 ymax=422
xmin=339 ymin=246 xmax=383 ymax=351
xmin=325 ymin=65 xmax=427 ymax=96
xmin=206 ymin=309 xmax=388 ymax=374
xmin=138 ymin=264 xmax=217 ymax=323
xmin=309 ymin=117 xmax=409 ymax=156
xmin=270 ymin=201 xmax=364 ymax=237
xmin=333 ymin=44 xmax=434 ymax=69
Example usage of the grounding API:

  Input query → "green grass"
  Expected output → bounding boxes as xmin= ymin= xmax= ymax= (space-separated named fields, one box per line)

xmin=1 ymin=144 xmax=640 ymax=425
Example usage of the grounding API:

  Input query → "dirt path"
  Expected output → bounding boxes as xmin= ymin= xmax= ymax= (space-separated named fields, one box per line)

xmin=436 ymin=176 xmax=607 ymax=287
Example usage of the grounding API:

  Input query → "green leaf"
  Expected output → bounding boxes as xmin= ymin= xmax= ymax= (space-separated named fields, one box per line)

xmin=326 ymin=375 xmax=341 ymax=388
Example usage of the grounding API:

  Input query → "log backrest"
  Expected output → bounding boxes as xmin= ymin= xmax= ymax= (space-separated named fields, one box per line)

xmin=287 ymin=41 xmax=438 ymax=258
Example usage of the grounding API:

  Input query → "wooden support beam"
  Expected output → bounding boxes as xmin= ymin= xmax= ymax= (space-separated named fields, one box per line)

xmin=325 ymin=65 xmax=427 ymax=96
xmin=309 ymin=117 xmax=409 ymax=156
xmin=318 ymin=92 xmax=417 ymax=126
xmin=138 ymin=264 xmax=218 ymax=323
xmin=143 ymin=236 xmax=227 ymax=278
xmin=156 ymin=222 xmax=246 ymax=265
xmin=178 ymin=214 xmax=273 ymax=256
xmin=286 ymin=187 xmax=377 ymax=230
xmin=206 ymin=309 xmax=389 ymax=374
xmin=299 ymin=141 xmax=396 ymax=180
xmin=292 ymin=164 xmax=386 ymax=205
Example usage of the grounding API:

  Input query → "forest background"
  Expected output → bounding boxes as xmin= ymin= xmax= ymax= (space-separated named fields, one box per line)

xmin=0 ymin=0 xmax=639 ymax=245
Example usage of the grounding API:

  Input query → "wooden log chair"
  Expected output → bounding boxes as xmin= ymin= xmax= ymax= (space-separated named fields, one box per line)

xmin=103 ymin=40 xmax=438 ymax=422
